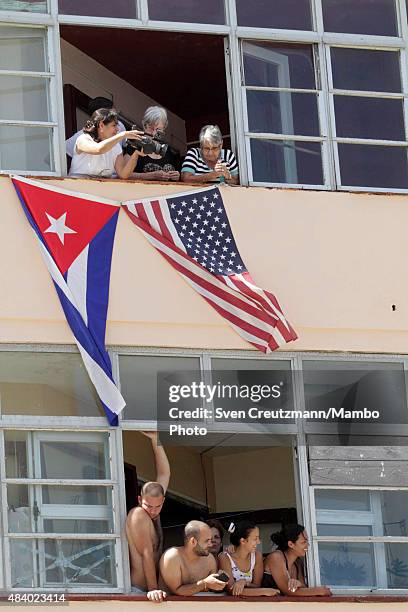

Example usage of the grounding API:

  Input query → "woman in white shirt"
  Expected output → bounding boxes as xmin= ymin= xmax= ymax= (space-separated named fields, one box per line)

xmin=69 ymin=108 xmax=143 ymax=179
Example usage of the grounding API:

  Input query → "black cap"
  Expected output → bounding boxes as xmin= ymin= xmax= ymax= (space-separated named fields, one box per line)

xmin=88 ymin=96 xmax=114 ymax=115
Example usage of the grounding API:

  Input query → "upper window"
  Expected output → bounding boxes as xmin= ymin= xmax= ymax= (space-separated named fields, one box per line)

xmin=236 ymin=0 xmax=313 ymax=30
xmin=322 ymin=0 xmax=398 ymax=36
xmin=148 ymin=0 xmax=225 ymax=24
xmin=0 ymin=0 xmax=47 ymax=13
xmin=242 ymin=41 xmax=325 ymax=186
xmin=58 ymin=0 xmax=138 ymax=19
xmin=329 ymin=47 xmax=408 ymax=190
xmin=0 ymin=25 xmax=56 ymax=174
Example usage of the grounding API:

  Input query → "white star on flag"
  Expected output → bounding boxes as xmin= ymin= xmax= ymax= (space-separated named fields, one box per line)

xmin=44 ymin=212 xmax=77 ymax=244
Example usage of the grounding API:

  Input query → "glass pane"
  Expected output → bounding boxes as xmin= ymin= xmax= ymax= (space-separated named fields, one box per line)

xmin=334 ymin=96 xmax=405 ymax=141
xmin=338 ymin=144 xmax=408 ymax=190
xmin=0 ymin=0 xmax=47 ymax=12
xmin=386 ymin=543 xmax=408 ymax=588
xmin=243 ymin=42 xmax=315 ymax=89
xmin=315 ymin=489 xmax=370 ymax=511
xmin=5 ymin=431 xmax=29 ymax=479
xmin=317 ymin=524 xmax=373 ymax=536
xmin=237 ymin=0 xmax=312 ymax=30
xmin=0 ymin=352 xmax=104 ymax=417
xmin=303 ymin=361 xmax=407 ymax=423
xmin=0 ymin=125 xmax=53 ymax=172
xmin=39 ymin=436 xmax=110 ymax=479
xmin=120 ymin=355 xmax=201 ymax=420
xmin=7 ymin=485 xmax=32 ymax=533
xmin=331 ymin=48 xmax=401 ymax=93
xmin=323 ymin=0 xmax=398 ymax=36
xmin=319 ymin=542 xmax=376 ymax=586
xmin=43 ymin=519 xmax=111 ymax=533
xmin=210 ymin=358 xmax=293 ymax=423
xmin=0 ymin=76 xmax=49 ymax=122
xmin=10 ymin=539 xmax=117 ymax=587
xmin=247 ymin=91 xmax=320 ymax=136
xmin=148 ymin=0 xmax=225 ymax=24
xmin=58 ymin=0 xmax=137 ymax=18
xmin=7 ymin=484 xmax=113 ymax=533
xmin=0 ymin=26 xmax=46 ymax=71
xmin=250 ymin=138 xmax=324 ymax=185
xmin=379 ymin=491 xmax=408 ymax=537
xmin=42 ymin=485 xmax=109 ymax=506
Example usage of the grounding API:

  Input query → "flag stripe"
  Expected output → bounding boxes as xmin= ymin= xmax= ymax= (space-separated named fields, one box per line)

xmin=67 ymin=245 xmax=89 ymax=326
xmin=126 ymin=210 xmax=282 ymax=333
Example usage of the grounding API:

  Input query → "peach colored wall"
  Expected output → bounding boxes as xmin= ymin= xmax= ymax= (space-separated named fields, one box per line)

xmin=1 ymin=176 xmax=408 ymax=353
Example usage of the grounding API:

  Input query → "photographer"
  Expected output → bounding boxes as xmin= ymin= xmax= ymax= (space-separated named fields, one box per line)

xmin=126 ymin=106 xmax=180 ymax=182
xmin=69 ymin=108 xmax=143 ymax=179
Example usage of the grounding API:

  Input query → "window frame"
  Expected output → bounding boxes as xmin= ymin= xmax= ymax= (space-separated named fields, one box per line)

xmin=310 ymin=485 xmax=408 ymax=593
xmin=2 ymin=345 xmax=408 ymax=592
xmin=2 ymin=428 xmax=124 ymax=592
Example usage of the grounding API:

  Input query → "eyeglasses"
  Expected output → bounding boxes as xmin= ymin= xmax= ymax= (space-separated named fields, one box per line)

xmin=202 ymin=145 xmax=222 ymax=153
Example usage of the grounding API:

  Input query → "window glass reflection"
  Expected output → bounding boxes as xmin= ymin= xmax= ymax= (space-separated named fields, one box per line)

xmin=0 ymin=27 xmax=46 ymax=71
xmin=334 ymin=96 xmax=405 ymax=141
xmin=331 ymin=48 xmax=401 ymax=93
xmin=250 ymin=138 xmax=323 ymax=185
xmin=58 ymin=0 xmax=137 ymax=18
xmin=243 ymin=42 xmax=315 ymax=89
xmin=0 ymin=0 xmax=46 ymax=13
xmin=338 ymin=144 xmax=408 ymax=189
xmin=322 ymin=0 xmax=398 ymax=36
xmin=236 ymin=0 xmax=312 ymax=30
xmin=247 ymin=91 xmax=320 ymax=136
xmin=0 ymin=77 xmax=49 ymax=122
xmin=148 ymin=0 xmax=225 ymax=24
xmin=319 ymin=542 xmax=376 ymax=586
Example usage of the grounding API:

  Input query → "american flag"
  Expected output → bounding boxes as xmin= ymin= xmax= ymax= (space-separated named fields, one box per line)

xmin=123 ymin=186 xmax=297 ymax=352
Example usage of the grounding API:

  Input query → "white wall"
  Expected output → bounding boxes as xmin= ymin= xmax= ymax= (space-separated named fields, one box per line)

xmin=61 ymin=40 xmax=186 ymax=152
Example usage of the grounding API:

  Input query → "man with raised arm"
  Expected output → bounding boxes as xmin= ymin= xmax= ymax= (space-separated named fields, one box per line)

xmin=126 ymin=432 xmax=170 ymax=603
xmin=159 ymin=520 xmax=227 ymax=596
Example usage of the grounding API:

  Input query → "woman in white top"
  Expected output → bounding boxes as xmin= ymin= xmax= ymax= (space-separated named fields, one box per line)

xmin=218 ymin=521 xmax=279 ymax=597
xmin=69 ymin=108 xmax=143 ymax=179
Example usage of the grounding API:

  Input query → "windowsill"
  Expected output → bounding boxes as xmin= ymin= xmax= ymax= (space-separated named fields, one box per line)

xmin=64 ymin=594 xmax=408 ymax=603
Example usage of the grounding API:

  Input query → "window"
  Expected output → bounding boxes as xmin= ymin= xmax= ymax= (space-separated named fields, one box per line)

xmin=147 ymin=0 xmax=225 ymax=24
xmin=58 ymin=0 xmax=138 ymax=19
xmin=3 ymin=430 xmax=120 ymax=590
xmin=0 ymin=0 xmax=47 ymax=13
xmin=328 ymin=47 xmax=408 ymax=190
xmin=242 ymin=41 xmax=325 ymax=186
xmin=322 ymin=0 xmax=398 ymax=36
xmin=0 ymin=25 xmax=58 ymax=174
xmin=313 ymin=488 xmax=408 ymax=589
xmin=236 ymin=0 xmax=313 ymax=30
xmin=0 ymin=351 xmax=105 ymax=418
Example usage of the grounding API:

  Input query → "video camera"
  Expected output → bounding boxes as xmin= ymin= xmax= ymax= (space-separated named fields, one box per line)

xmin=127 ymin=126 xmax=168 ymax=157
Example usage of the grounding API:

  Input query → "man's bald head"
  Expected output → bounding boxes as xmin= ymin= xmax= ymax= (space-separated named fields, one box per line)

xmin=184 ymin=521 xmax=212 ymax=556
xmin=141 ymin=481 xmax=165 ymax=497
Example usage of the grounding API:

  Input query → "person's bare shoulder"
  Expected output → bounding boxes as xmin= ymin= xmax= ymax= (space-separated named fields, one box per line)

xmin=126 ymin=506 xmax=151 ymax=530
xmin=162 ymin=547 xmax=182 ymax=562
xmin=265 ymin=551 xmax=285 ymax=566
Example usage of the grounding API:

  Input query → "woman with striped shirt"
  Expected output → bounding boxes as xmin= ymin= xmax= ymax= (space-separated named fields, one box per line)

xmin=181 ymin=125 xmax=239 ymax=185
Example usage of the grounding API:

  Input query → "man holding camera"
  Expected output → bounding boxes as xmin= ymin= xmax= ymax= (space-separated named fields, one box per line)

xmin=159 ymin=521 xmax=227 ymax=595
xmin=126 ymin=106 xmax=180 ymax=182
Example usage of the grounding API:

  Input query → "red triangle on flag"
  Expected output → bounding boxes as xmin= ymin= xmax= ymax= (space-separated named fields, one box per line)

xmin=14 ymin=179 xmax=119 ymax=275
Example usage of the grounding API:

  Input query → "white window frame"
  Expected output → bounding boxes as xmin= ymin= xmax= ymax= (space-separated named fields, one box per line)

xmin=2 ymin=429 xmax=124 ymax=592
xmin=2 ymin=346 xmax=408 ymax=592
xmin=310 ymin=485 xmax=408 ymax=594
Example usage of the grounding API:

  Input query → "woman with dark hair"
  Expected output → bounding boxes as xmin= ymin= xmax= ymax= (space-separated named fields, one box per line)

xmin=206 ymin=519 xmax=225 ymax=557
xmin=218 ymin=522 xmax=279 ymax=597
xmin=262 ymin=524 xmax=331 ymax=597
xmin=69 ymin=108 xmax=143 ymax=179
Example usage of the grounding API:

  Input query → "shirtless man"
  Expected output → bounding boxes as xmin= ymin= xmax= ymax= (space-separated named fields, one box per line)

xmin=125 ymin=432 xmax=170 ymax=603
xmin=159 ymin=520 xmax=227 ymax=596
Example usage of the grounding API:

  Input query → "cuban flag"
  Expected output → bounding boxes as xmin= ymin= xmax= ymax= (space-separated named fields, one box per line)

xmin=12 ymin=176 xmax=125 ymax=426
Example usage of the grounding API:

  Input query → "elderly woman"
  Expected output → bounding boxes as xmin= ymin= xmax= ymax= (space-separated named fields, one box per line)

xmin=128 ymin=106 xmax=180 ymax=182
xmin=206 ymin=519 xmax=225 ymax=558
xmin=181 ymin=125 xmax=239 ymax=185
xmin=69 ymin=108 xmax=143 ymax=179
